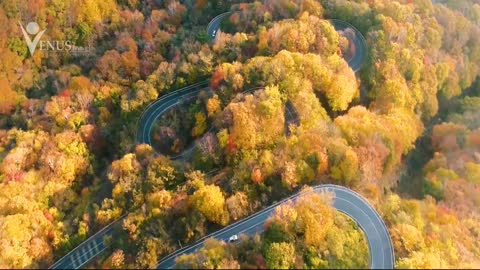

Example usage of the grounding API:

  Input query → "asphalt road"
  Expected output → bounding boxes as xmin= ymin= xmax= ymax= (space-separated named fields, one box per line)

xmin=207 ymin=14 xmax=367 ymax=72
xmin=137 ymin=85 xmax=267 ymax=160
xmin=285 ymin=100 xmax=300 ymax=136
xmin=328 ymin=19 xmax=368 ymax=72
xmin=49 ymin=82 xmax=209 ymax=269
xmin=49 ymin=14 xmax=380 ymax=270
xmin=207 ymin=12 xmax=232 ymax=40
xmin=136 ymin=80 xmax=210 ymax=147
xmin=49 ymin=215 xmax=126 ymax=269
xmin=156 ymin=184 xmax=394 ymax=269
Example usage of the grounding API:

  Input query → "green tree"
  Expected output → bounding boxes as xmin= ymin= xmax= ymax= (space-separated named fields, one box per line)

xmin=146 ymin=156 xmax=176 ymax=191
xmin=465 ymin=162 xmax=480 ymax=184
xmin=176 ymin=238 xmax=229 ymax=269
xmin=264 ymin=242 xmax=296 ymax=269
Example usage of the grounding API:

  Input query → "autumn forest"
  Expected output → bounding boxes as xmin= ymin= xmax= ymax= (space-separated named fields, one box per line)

xmin=0 ymin=0 xmax=480 ymax=269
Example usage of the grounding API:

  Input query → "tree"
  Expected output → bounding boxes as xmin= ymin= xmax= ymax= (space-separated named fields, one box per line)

xmin=95 ymin=50 xmax=123 ymax=83
xmin=192 ymin=112 xmax=207 ymax=137
xmin=147 ymin=62 xmax=176 ymax=94
xmin=301 ymin=0 xmax=323 ymax=17
xmin=431 ymin=123 xmax=468 ymax=153
xmin=281 ymin=161 xmax=299 ymax=189
xmin=189 ymin=184 xmax=229 ymax=225
xmin=108 ymin=153 xmax=142 ymax=194
xmin=295 ymin=191 xmax=334 ymax=247
xmin=166 ymin=1 xmax=187 ymax=26
xmin=39 ymin=131 xmax=90 ymax=186
xmin=146 ymin=190 xmax=172 ymax=216
xmin=136 ymin=238 xmax=162 ymax=269
xmin=240 ymin=51 xmax=358 ymax=112
xmin=121 ymin=50 xmax=140 ymax=80
xmin=264 ymin=242 xmax=296 ymax=269
xmin=390 ymin=223 xmax=425 ymax=258
xmin=251 ymin=167 xmax=263 ymax=184
xmin=197 ymin=133 xmax=220 ymax=159
xmin=146 ymin=156 xmax=176 ymax=191
xmin=465 ymin=162 xmax=480 ymax=184
xmin=226 ymin=192 xmax=249 ymax=221
xmin=216 ymin=129 xmax=229 ymax=149
xmin=123 ymin=80 xmax=158 ymax=112
xmin=263 ymin=221 xmax=294 ymax=245
xmin=206 ymin=95 xmax=221 ymax=117
xmin=0 ymin=213 xmax=52 ymax=268
xmin=104 ymin=249 xmax=125 ymax=269
xmin=448 ymin=97 xmax=480 ymax=130
xmin=258 ymin=86 xmax=282 ymax=117
xmin=150 ymin=126 xmax=178 ymax=155
xmin=323 ymin=213 xmax=369 ymax=268
xmin=424 ymin=168 xmax=459 ymax=200
xmin=267 ymin=14 xmax=336 ymax=57
xmin=369 ymin=60 xmax=415 ymax=114
xmin=0 ymin=79 xmax=18 ymax=115
xmin=176 ymin=238 xmax=229 ymax=269
xmin=116 ymin=34 xmax=138 ymax=53
xmin=328 ymin=140 xmax=360 ymax=186
xmin=225 ymin=87 xmax=284 ymax=152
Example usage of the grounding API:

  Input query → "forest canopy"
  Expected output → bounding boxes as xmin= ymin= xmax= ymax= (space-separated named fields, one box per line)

xmin=0 ymin=0 xmax=479 ymax=269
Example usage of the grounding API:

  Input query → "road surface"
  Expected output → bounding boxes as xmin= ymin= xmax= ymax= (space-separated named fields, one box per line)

xmin=49 ymin=215 xmax=126 ymax=269
xmin=328 ymin=19 xmax=367 ymax=72
xmin=136 ymin=80 xmax=210 ymax=160
xmin=156 ymin=184 xmax=394 ymax=269
xmin=137 ymin=85 xmax=270 ymax=160
xmin=285 ymin=100 xmax=300 ymax=136
xmin=207 ymin=12 xmax=232 ymax=40
xmin=50 ymin=14 xmax=377 ymax=270
xmin=207 ymin=14 xmax=367 ymax=72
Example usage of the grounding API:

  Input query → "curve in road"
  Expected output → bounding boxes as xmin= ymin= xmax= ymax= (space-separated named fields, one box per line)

xmin=328 ymin=19 xmax=368 ymax=72
xmin=50 ymin=14 xmax=377 ymax=270
xmin=207 ymin=13 xmax=367 ymax=72
xmin=136 ymin=80 xmax=210 ymax=160
xmin=137 ymin=84 xmax=267 ymax=160
xmin=156 ymin=184 xmax=394 ymax=269
xmin=207 ymin=12 xmax=232 ymax=40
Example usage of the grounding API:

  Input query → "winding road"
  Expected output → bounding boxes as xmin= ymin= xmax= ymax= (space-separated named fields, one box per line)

xmin=155 ymin=13 xmax=392 ymax=270
xmin=329 ymin=19 xmax=367 ymax=72
xmin=136 ymin=80 xmax=210 ymax=160
xmin=157 ymin=185 xmax=394 ymax=269
xmin=207 ymin=12 xmax=232 ymax=40
xmin=207 ymin=13 xmax=368 ymax=72
xmin=50 ymin=12 xmax=387 ymax=270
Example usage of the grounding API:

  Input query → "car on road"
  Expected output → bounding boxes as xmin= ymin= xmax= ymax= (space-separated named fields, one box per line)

xmin=228 ymin=235 xmax=238 ymax=243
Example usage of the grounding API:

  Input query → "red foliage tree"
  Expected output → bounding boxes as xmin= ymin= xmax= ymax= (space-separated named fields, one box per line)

xmin=210 ymin=68 xmax=225 ymax=90
xmin=227 ymin=134 xmax=236 ymax=153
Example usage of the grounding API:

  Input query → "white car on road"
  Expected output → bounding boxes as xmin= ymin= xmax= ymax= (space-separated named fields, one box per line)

xmin=228 ymin=235 xmax=238 ymax=243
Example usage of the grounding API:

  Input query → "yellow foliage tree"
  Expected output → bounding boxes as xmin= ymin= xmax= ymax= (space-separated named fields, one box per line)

xmin=189 ymin=185 xmax=229 ymax=225
xmin=295 ymin=192 xmax=334 ymax=247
